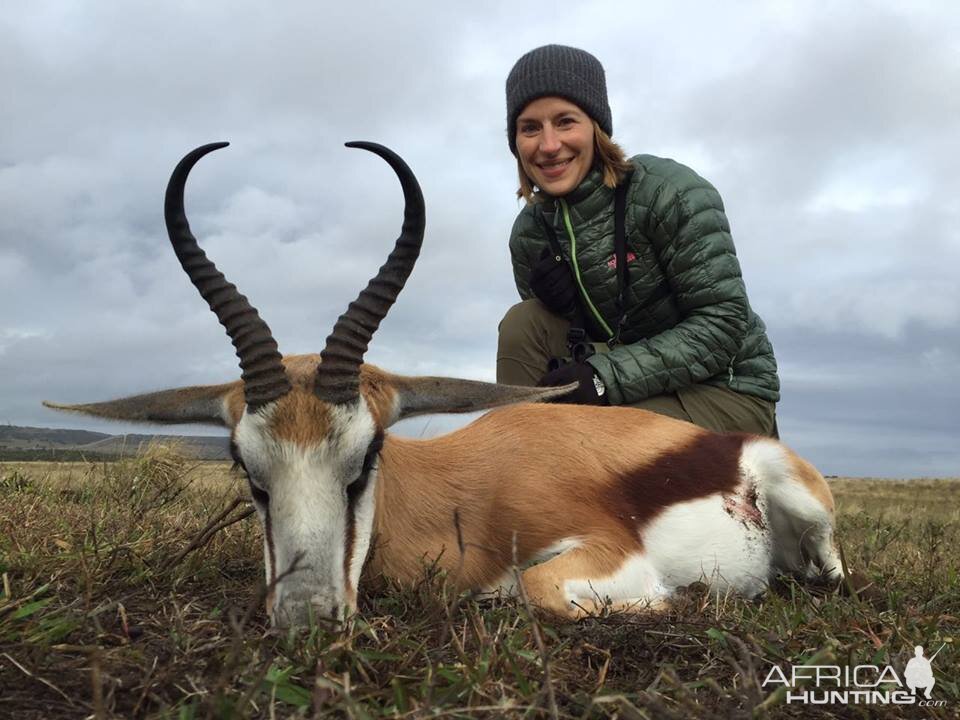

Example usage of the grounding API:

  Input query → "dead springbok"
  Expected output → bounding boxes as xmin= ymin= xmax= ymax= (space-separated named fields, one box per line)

xmin=46 ymin=142 xmax=843 ymax=626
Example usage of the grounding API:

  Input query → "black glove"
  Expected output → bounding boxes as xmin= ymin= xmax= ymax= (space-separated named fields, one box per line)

xmin=537 ymin=360 xmax=608 ymax=405
xmin=529 ymin=246 xmax=577 ymax=316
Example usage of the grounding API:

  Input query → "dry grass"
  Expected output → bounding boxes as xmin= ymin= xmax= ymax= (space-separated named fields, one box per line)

xmin=1 ymin=448 xmax=957 ymax=718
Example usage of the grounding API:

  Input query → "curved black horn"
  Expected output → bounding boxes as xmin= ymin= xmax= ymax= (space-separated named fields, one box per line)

xmin=316 ymin=142 xmax=426 ymax=405
xmin=165 ymin=142 xmax=291 ymax=410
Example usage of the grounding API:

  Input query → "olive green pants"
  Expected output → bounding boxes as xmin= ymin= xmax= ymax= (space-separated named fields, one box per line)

xmin=496 ymin=299 xmax=778 ymax=437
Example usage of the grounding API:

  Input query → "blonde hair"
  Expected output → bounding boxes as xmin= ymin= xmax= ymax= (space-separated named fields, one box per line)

xmin=516 ymin=120 xmax=633 ymax=203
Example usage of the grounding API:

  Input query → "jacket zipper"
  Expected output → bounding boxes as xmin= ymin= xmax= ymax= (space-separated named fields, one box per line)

xmin=559 ymin=198 xmax=614 ymax=339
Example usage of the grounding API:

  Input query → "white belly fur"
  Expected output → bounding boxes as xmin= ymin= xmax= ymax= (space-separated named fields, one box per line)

xmin=642 ymin=494 xmax=771 ymax=596
xmin=565 ymin=494 xmax=772 ymax=607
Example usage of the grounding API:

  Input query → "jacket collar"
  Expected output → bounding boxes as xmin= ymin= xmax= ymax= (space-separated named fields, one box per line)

xmin=537 ymin=166 xmax=614 ymax=225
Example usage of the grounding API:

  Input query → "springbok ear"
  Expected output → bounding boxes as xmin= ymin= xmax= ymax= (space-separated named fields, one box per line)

xmin=43 ymin=382 xmax=243 ymax=428
xmin=365 ymin=371 xmax=578 ymax=427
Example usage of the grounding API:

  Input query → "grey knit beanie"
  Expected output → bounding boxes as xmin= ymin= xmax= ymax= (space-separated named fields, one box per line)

xmin=505 ymin=44 xmax=612 ymax=156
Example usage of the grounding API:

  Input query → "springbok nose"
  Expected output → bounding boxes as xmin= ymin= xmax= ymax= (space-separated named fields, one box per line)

xmin=272 ymin=589 xmax=342 ymax=628
xmin=273 ymin=604 xmax=340 ymax=628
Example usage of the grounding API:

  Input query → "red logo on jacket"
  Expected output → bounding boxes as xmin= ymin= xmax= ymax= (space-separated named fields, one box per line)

xmin=607 ymin=252 xmax=636 ymax=269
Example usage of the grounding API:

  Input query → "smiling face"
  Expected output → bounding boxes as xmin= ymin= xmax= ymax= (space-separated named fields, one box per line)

xmin=515 ymin=96 xmax=596 ymax=197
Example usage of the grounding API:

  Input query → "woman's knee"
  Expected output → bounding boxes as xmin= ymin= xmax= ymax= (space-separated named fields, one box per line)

xmin=675 ymin=385 xmax=776 ymax=436
xmin=497 ymin=300 xmax=571 ymax=385
xmin=498 ymin=300 xmax=567 ymax=350
xmin=499 ymin=299 xmax=551 ymax=333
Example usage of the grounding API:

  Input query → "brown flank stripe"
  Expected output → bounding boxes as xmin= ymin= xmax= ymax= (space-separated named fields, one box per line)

xmin=604 ymin=432 xmax=749 ymax=535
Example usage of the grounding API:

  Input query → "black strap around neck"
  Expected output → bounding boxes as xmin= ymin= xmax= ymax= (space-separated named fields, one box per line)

xmin=611 ymin=171 xmax=633 ymax=344
xmin=537 ymin=205 xmax=564 ymax=261
xmin=534 ymin=172 xmax=634 ymax=343
xmin=536 ymin=212 xmax=588 ymax=331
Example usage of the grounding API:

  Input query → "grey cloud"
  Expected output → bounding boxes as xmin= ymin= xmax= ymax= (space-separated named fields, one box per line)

xmin=2 ymin=2 xmax=957 ymax=477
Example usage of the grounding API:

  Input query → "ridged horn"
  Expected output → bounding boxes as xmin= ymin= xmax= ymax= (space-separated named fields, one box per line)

xmin=165 ymin=142 xmax=291 ymax=410
xmin=316 ymin=142 xmax=426 ymax=405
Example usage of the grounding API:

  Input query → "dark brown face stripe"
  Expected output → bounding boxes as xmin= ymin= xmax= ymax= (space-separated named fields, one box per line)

xmin=342 ymin=431 xmax=383 ymax=596
xmin=264 ymin=508 xmax=277 ymax=598
xmin=603 ymin=432 xmax=749 ymax=535
xmin=343 ymin=504 xmax=356 ymax=596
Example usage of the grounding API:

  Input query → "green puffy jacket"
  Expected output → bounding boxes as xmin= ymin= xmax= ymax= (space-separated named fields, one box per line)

xmin=509 ymin=154 xmax=780 ymax=405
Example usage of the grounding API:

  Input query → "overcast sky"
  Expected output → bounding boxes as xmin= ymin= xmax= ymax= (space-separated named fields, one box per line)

xmin=2 ymin=1 xmax=957 ymax=478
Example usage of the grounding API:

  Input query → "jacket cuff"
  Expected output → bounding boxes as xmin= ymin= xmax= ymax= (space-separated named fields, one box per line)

xmin=585 ymin=354 xmax=623 ymax=405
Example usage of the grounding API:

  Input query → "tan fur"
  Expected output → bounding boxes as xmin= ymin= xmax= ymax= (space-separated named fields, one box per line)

xmin=786 ymin=449 xmax=835 ymax=512
xmin=521 ymin=548 xmax=671 ymax=617
xmin=222 ymin=384 xmax=245 ymax=425
xmin=280 ymin=354 xmax=322 ymax=380
xmin=359 ymin=366 xmax=400 ymax=428
xmin=521 ymin=546 xmax=630 ymax=617
xmin=223 ymin=356 xmax=397 ymax=444
xmin=266 ymin=355 xmax=398 ymax=430
xmin=360 ymin=404 xmax=839 ymax=619
xmin=368 ymin=404 xmax=710 ymax=592
xmin=269 ymin=392 xmax=333 ymax=447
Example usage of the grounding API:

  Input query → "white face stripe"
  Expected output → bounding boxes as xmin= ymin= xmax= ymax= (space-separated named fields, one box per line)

xmin=268 ymin=441 xmax=348 ymax=621
xmin=232 ymin=398 xmax=381 ymax=625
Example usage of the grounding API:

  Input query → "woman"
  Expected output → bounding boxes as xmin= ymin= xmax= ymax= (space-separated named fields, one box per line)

xmin=496 ymin=44 xmax=780 ymax=436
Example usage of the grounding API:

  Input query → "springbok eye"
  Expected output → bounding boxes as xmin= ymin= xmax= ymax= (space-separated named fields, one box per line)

xmin=231 ymin=440 xmax=269 ymax=506
xmin=347 ymin=432 xmax=384 ymax=502
xmin=247 ymin=479 xmax=270 ymax=507
xmin=229 ymin=440 xmax=246 ymax=473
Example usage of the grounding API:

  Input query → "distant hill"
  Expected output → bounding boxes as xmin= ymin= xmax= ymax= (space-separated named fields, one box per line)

xmin=0 ymin=425 xmax=230 ymax=461
xmin=0 ymin=425 xmax=112 ymax=447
